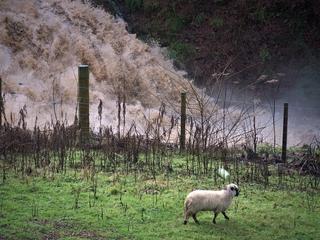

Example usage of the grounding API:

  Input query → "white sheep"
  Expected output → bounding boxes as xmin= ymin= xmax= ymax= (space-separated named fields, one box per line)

xmin=183 ymin=183 xmax=239 ymax=224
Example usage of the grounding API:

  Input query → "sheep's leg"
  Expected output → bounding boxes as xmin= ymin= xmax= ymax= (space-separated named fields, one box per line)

xmin=183 ymin=211 xmax=190 ymax=225
xmin=222 ymin=211 xmax=229 ymax=220
xmin=192 ymin=214 xmax=200 ymax=224
xmin=212 ymin=212 xmax=219 ymax=224
xmin=184 ymin=200 xmax=192 ymax=225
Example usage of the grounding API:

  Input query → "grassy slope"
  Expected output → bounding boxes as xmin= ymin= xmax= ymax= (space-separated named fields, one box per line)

xmin=0 ymin=171 xmax=319 ymax=240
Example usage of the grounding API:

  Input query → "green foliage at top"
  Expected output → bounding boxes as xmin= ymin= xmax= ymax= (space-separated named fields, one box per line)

xmin=252 ymin=7 xmax=268 ymax=23
xmin=125 ymin=0 xmax=143 ymax=12
xmin=214 ymin=0 xmax=227 ymax=4
xmin=169 ymin=41 xmax=195 ymax=62
xmin=143 ymin=0 xmax=160 ymax=12
xmin=192 ymin=12 xmax=206 ymax=27
xmin=117 ymin=0 xmax=320 ymax=84
xmin=209 ymin=17 xmax=224 ymax=28
xmin=166 ymin=15 xmax=187 ymax=33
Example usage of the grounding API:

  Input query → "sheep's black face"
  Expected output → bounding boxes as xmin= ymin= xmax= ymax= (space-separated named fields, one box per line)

xmin=228 ymin=184 xmax=239 ymax=197
xmin=235 ymin=188 xmax=239 ymax=197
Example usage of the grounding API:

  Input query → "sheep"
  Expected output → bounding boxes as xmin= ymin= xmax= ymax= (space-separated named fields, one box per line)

xmin=183 ymin=183 xmax=239 ymax=224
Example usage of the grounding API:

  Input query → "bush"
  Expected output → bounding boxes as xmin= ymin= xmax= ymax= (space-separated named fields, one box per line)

xmin=125 ymin=0 xmax=143 ymax=12
xmin=166 ymin=16 xmax=187 ymax=33
xmin=168 ymin=41 xmax=195 ymax=62
xmin=253 ymin=7 xmax=267 ymax=23
xmin=110 ymin=187 xmax=121 ymax=195
xmin=257 ymin=143 xmax=279 ymax=155
xmin=192 ymin=13 xmax=206 ymax=27
xmin=209 ymin=17 xmax=224 ymax=28
xmin=143 ymin=0 xmax=160 ymax=12
xmin=259 ymin=47 xmax=271 ymax=62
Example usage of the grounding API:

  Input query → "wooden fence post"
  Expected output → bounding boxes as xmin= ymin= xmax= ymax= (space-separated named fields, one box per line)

xmin=180 ymin=92 xmax=186 ymax=152
xmin=0 ymin=77 xmax=2 ymax=128
xmin=281 ymin=103 xmax=288 ymax=163
xmin=78 ymin=65 xmax=89 ymax=142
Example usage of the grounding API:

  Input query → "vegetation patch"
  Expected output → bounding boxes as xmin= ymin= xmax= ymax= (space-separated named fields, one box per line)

xmin=114 ymin=0 xmax=320 ymax=84
xmin=125 ymin=0 xmax=144 ymax=12
xmin=209 ymin=17 xmax=224 ymax=29
xmin=0 ymin=171 xmax=319 ymax=239
xmin=169 ymin=41 xmax=195 ymax=63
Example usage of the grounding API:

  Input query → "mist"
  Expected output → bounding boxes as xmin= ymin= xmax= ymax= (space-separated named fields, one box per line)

xmin=0 ymin=0 xmax=319 ymax=146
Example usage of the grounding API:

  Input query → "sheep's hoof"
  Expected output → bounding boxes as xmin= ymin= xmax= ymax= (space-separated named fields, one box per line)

xmin=183 ymin=220 xmax=187 ymax=225
xmin=212 ymin=220 xmax=216 ymax=224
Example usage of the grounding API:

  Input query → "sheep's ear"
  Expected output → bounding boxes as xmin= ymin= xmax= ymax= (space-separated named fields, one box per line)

xmin=223 ymin=185 xmax=228 ymax=190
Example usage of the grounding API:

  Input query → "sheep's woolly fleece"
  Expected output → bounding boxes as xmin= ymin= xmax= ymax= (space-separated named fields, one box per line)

xmin=184 ymin=183 xmax=239 ymax=224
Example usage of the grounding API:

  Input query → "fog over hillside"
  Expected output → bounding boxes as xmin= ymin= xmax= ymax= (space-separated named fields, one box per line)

xmin=0 ymin=0 xmax=319 ymax=145
xmin=0 ymin=0 xmax=192 ymax=132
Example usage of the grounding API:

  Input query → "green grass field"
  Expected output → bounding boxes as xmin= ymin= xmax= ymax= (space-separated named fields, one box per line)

xmin=0 ymin=170 xmax=319 ymax=240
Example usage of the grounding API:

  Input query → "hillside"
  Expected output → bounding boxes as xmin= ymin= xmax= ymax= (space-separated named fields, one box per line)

xmin=95 ymin=0 xmax=320 ymax=86
xmin=0 ymin=0 xmax=196 ymax=130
